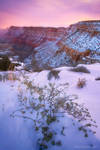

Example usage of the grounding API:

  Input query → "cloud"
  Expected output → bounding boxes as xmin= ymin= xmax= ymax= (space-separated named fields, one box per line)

xmin=75 ymin=0 xmax=100 ymax=15
xmin=0 ymin=0 xmax=99 ymax=28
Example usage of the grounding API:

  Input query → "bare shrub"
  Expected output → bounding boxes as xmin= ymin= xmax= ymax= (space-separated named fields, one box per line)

xmin=77 ymin=78 xmax=86 ymax=88
xmin=95 ymin=77 xmax=100 ymax=81
xmin=70 ymin=66 xmax=90 ymax=73
xmin=11 ymin=77 xmax=96 ymax=149
xmin=48 ymin=70 xmax=60 ymax=80
xmin=0 ymin=73 xmax=18 ymax=82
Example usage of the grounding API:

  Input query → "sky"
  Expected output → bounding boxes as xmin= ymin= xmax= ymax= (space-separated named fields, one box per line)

xmin=0 ymin=0 xmax=100 ymax=28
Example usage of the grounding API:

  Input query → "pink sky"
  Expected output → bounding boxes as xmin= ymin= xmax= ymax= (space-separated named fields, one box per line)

xmin=0 ymin=0 xmax=100 ymax=28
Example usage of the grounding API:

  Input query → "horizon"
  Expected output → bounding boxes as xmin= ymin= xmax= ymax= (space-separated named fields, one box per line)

xmin=0 ymin=19 xmax=100 ymax=30
xmin=0 ymin=0 xmax=100 ymax=29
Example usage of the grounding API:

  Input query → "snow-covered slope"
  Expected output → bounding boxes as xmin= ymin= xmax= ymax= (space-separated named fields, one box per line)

xmin=62 ymin=21 xmax=100 ymax=52
xmin=0 ymin=63 xmax=100 ymax=150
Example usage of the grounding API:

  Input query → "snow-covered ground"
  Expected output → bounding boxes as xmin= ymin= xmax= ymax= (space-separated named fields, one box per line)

xmin=0 ymin=63 xmax=100 ymax=150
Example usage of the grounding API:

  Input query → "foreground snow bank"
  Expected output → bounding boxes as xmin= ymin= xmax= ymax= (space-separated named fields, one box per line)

xmin=0 ymin=63 xmax=100 ymax=150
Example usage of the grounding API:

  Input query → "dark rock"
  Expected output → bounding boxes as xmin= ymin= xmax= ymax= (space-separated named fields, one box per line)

xmin=0 ymin=56 xmax=11 ymax=71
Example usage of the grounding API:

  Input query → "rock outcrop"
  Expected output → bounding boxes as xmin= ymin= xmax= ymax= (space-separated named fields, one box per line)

xmin=0 ymin=20 xmax=100 ymax=70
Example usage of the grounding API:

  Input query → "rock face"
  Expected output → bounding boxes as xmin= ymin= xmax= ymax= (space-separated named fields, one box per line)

xmin=62 ymin=21 xmax=100 ymax=52
xmin=0 ymin=56 xmax=11 ymax=71
xmin=0 ymin=20 xmax=100 ymax=70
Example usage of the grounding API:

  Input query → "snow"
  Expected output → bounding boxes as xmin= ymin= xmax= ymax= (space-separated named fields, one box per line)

xmin=0 ymin=63 xmax=100 ymax=150
xmin=63 ymin=31 xmax=100 ymax=52
xmin=34 ymin=40 xmax=59 ymax=68
xmin=0 ymin=50 xmax=10 ymax=55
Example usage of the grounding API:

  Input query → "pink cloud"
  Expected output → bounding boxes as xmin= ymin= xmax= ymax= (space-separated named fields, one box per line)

xmin=0 ymin=0 xmax=99 ymax=28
